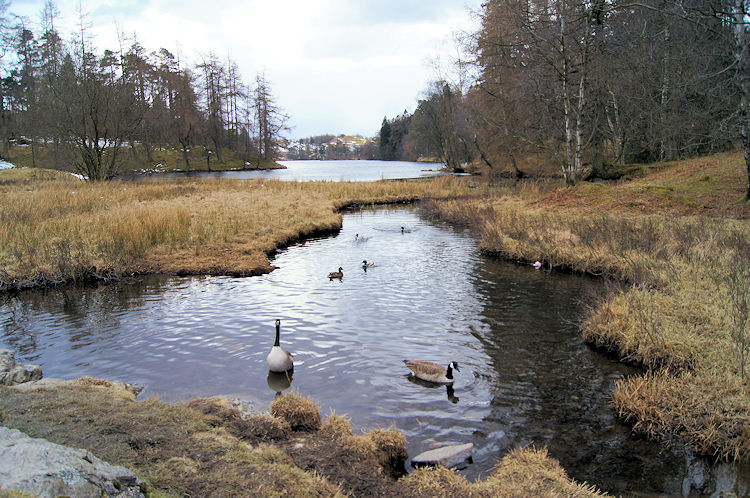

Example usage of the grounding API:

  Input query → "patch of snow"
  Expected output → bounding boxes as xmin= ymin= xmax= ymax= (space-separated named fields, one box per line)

xmin=0 ymin=160 xmax=15 ymax=170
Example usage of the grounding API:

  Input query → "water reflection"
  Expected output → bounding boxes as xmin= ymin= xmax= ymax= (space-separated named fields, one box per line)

xmin=267 ymin=370 xmax=293 ymax=395
xmin=406 ymin=375 xmax=459 ymax=404
xmin=1 ymin=206 xmax=748 ymax=496
xmin=138 ymin=159 xmax=446 ymax=182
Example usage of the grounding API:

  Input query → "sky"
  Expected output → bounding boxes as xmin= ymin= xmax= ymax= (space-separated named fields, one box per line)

xmin=9 ymin=0 xmax=484 ymax=139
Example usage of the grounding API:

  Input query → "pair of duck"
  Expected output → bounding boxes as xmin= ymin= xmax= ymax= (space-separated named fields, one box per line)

xmin=327 ymin=260 xmax=375 ymax=279
xmin=266 ymin=320 xmax=459 ymax=384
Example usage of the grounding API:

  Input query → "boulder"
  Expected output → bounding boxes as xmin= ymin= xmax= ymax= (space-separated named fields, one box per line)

xmin=0 ymin=427 xmax=144 ymax=497
xmin=0 ymin=349 xmax=42 ymax=386
xmin=410 ymin=442 xmax=474 ymax=470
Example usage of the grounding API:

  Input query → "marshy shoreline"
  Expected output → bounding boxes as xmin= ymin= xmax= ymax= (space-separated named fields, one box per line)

xmin=1 ymin=151 xmax=749 ymax=495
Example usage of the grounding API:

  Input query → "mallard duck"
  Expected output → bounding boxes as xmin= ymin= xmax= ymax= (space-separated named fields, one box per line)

xmin=362 ymin=260 xmax=376 ymax=269
xmin=403 ymin=360 xmax=459 ymax=384
xmin=266 ymin=319 xmax=294 ymax=373
xmin=328 ymin=267 xmax=344 ymax=279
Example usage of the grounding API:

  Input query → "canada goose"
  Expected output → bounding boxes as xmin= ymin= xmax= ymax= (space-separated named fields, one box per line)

xmin=401 ymin=226 xmax=411 ymax=233
xmin=328 ymin=267 xmax=344 ymax=279
xmin=403 ymin=360 xmax=459 ymax=384
xmin=266 ymin=319 xmax=294 ymax=373
xmin=362 ymin=260 xmax=376 ymax=269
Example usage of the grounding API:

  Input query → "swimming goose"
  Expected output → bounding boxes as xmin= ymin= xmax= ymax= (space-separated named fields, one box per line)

xmin=362 ymin=260 xmax=376 ymax=269
xmin=403 ymin=360 xmax=459 ymax=384
xmin=266 ymin=319 xmax=294 ymax=373
xmin=401 ymin=226 xmax=411 ymax=233
xmin=328 ymin=267 xmax=344 ymax=279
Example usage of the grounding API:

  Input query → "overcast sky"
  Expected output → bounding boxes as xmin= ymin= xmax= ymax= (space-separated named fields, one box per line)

xmin=9 ymin=0 xmax=483 ymax=139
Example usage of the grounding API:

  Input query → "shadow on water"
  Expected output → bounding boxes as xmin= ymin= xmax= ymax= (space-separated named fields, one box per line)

xmin=1 ymin=206 xmax=749 ymax=496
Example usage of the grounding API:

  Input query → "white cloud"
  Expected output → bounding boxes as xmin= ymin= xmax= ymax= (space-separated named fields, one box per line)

xmin=9 ymin=0 xmax=483 ymax=138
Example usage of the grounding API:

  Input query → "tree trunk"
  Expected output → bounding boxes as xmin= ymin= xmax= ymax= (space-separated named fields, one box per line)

xmin=732 ymin=0 xmax=750 ymax=201
xmin=31 ymin=135 xmax=37 ymax=168
xmin=660 ymin=26 xmax=670 ymax=161
xmin=178 ymin=139 xmax=190 ymax=171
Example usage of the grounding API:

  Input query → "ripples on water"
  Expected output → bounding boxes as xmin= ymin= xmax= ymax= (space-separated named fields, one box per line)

xmin=2 ymin=207 xmax=748 ymax=496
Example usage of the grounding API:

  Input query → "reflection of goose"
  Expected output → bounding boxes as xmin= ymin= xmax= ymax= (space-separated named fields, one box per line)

xmin=267 ymin=369 xmax=293 ymax=394
xmin=328 ymin=267 xmax=343 ymax=279
xmin=446 ymin=384 xmax=459 ymax=404
xmin=406 ymin=374 xmax=460 ymax=403
xmin=401 ymin=226 xmax=411 ymax=233
xmin=362 ymin=260 xmax=376 ymax=269
xmin=266 ymin=319 xmax=294 ymax=373
xmin=403 ymin=360 xmax=459 ymax=384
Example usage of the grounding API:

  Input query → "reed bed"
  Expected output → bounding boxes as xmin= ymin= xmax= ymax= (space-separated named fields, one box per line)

xmin=0 ymin=175 xmax=476 ymax=290
xmin=422 ymin=151 xmax=750 ymax=461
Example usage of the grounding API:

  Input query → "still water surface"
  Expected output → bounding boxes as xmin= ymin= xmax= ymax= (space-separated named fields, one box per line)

xmin=1 ymin=207 xmax=748 ymax=496
xmin=149 ymin=159 xmax=447 ymax=182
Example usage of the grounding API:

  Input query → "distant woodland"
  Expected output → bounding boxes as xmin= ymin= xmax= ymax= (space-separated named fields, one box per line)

xmin=379 ymin=0 xmax=750 ymax=198
xmin=0 ymin=0 xmax=289 ymax=179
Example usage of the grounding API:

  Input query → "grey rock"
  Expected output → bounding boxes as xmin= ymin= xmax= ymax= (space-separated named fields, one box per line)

xmin=0 ymin=349 xmax=42 ymax=386
xmin=10 ymin=378 xmax=71 ymax=392
xmin=0 ymin=427 xmax=144 ymax=497
xmin=411 ymin=442 xmax=474 ymax=470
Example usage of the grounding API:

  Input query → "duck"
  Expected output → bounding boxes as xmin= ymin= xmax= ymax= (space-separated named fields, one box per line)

xmin=362 ymin=260 xmax=376 ymax=269
xmin=266 ymin=319 xmax=294 ymax=373
xmin=401 ymin=226 xmax=411 ymax=233
xmin=328 ymin=267 xmax=344 ymax=279
xmin=403 ymin=360 xmax=459 ymax=385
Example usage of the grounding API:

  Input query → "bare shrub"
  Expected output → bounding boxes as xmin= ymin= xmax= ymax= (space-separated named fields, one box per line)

xmin=711 ymin=230 xmax=750 ymax=378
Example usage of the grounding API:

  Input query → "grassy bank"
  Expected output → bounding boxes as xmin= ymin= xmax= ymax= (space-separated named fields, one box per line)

xmin=3 ymin=143 xmax=284 ymax=176
xmin=0 ymin=380 xmax=603 ymax=496
xmin=0 ymin=174 xmax=476 ymax=291
xmin=422 ymin=151 xmax=750 ymax=461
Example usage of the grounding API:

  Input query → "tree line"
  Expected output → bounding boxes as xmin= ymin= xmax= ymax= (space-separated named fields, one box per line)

xmin=0 ymin=0 xmax=288 ymax=180
xmin=379 ymin=0 xmax=750 ymax=199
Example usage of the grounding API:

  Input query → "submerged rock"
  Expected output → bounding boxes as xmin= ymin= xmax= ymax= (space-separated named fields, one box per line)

xmin=0 ymin=349 xmax=42 ymax=386
xmin=411 ymin=442 xmax=474 ymax=470
xmin=0 ymin=427 xmax=144 ymax=497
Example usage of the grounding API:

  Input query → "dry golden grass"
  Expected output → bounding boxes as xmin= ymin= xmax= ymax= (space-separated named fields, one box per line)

xmin=401 ymin=447 xmax=606 ymax=497
xmin=0 ymin=376 xmax=603 ymax=496
xmin=0 ymin=382 xmax=343 ymax=497
xmin=424 ymin=150 xmax=750 ymax=461
xmin=612 ymin=371 xmax=750 ymax=461
xmin=270 ymin=391 xmax=323 ymax=432
xmin=0 ymin=175 xmax=477 ymax=290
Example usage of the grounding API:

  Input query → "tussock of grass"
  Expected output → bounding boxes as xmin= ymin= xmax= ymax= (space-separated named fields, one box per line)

xmin=270 ymin=391 xmax=322 ymax=432
xmin=365 ymin=428 xmax=409 ymax=476
xmin=187 ymin=397 xmax=292 ymax=441
xmin=0 ymin=175 xmax=477 ymax=291
xmin=613 ymin=372 xmax=750 ymax=461
xmin=401 ymin=447 xmax=605 ymax=497
xmin=320 ymin=411 xmax=354 ymax=439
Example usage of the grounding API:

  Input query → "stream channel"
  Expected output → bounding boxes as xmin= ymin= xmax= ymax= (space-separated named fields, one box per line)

xmin=2 ymin=206 xmax=749 ymax=496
